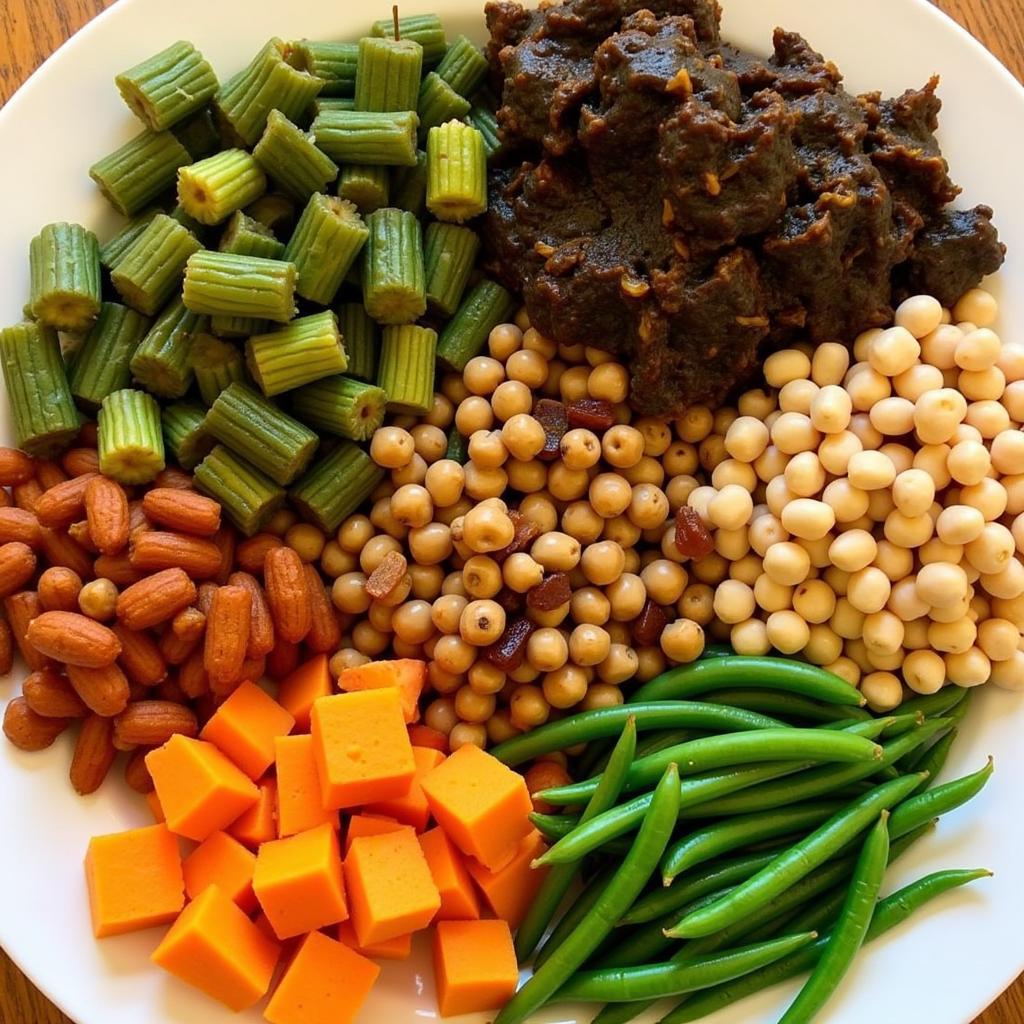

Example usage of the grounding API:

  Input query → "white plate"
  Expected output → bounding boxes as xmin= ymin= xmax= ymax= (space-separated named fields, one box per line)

xmin=1 ymin=0 xmax=1022 ymax=1022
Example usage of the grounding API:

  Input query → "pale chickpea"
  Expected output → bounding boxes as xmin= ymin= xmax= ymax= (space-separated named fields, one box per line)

xmin=738 ymin=388 xmax=778 ymax=419
xmin=765 ymin=610 xmax=810 ymax=654
xmin=582 ymin=361 xmax=626 ymax=403
xmin=955 ymin=328 xmax=1001 ymax=372
xmin=593 ymin=644 xmax=637 ymax=685
xmin=804 ymin=624 xmax=843 ymax=665
xmin=763 ymin=542 xmax=811 ymax=586
xmin=660 ymin=619 xmax=705 ymax=662
xmin=779 ymin=379 xmax=819 ymax=416
xmin=691 ymin=552 xmax=729 ymax=586
xmin=868 ymin=396 xmax=915 ymax=437
xmin=580 ymin=540 xmax=626 ymax=587
xmin=449 ymin=722 xmax=488 ymax=750
xmin=503 ymin=347 xmax=547 ymax=388
xmin=491 ymin=379 xmax=533 ymax=421
xmin=562 ymin=502 xmax=604 ymax=544
xmin=991 ymin=650 xmax=1024 ymax=691
xmin=913 ymin=443 xmax=954 ymax=490
xmin=764 ymin=349 xmax=811 ymax=388
xmin=847 ymin=450 xmax=896 ymax=491
xmin=893 ymin=364 xmax=943 ymax=403
xmin=920 ymin=323 xmax=963 ymax=369
xmin=977 ymin=617 xmax=1021 ymax=661
xmin=754 ymin=444 xmax=790 ymax=484
xmin=712 ymin=579 xmax=755 ymax=624
xmin=387 ymin=483 xmax=432 ymax=529
xmin=848 ymin=412 xmax=884 ymax=452
xmin=860 ymin=671 xmax=903 ymax=712
xmin=730 ymin=618 xmax=771 ymax=656
xmin=895 ymin=294 xmax=943 ymax=339
xmin=783 ymin=452 xmax=824 ymax=498
xmin=982 ymin=560 xmax=1024 ymax=600
xmin=816 ymin=432 xmax=860 ymax=478
xmin=928 ymin=616 xmax=977 ymax=654
xmin=792 ymin=579 xmax=836 ymax=624
xmin=862 ymin=609 xmax=904 ymax=655
xmin=590 ymin=473 xmax=633 ymax=518
xmin=823 ymin=566 xmax=850 ymax=596
xmin=959 ymin=366 xmax=1006 ymax=402
xmin=887 ymin=577 xmax=931 ymax=622
xmin=711 ymin=459 xmax=758 ymax=493
xmin=597 ymin=424 xmax=642 ymax=469
xmin=424 ymin=697 xmax=458 ymax=735
xmin=913 ymin=388 xmax=968 ymax=445
xmin=765 ymin=478 xmax=795 ymax=519
xmin=723 ymin=416 xmax=769 ymax=464
xmin=780 ymin=499 xmax=835 ymax=542
xmin=678 ymin=583 xmax=715 ymax=624
xmin=944 ymin=647 xmax=992 ymax=687
xmin=965 ymin=522 xmax=1016 ymax=575
xmin=845 ymin=366 xmax=892 ymax=413
xmin=952 ymin=288 xmax=998 ymax=327
xmin=488 ymin=323 xmax=523 ymax=360
xmin=998 ymin=343 xmax=1024 ymax=383
xmin=824 ymin=656 xmax=862 ymax=687
xmin=820 ymin=479 xmax=868 ymax=525
xmin=715 ymin=527 xmax=751 ymax=562
xmin=831 ymin=597 xmax=866 ymax=640
xmin=883 ymin=510 xmax=934 ymax=548
xmin=771 ymin=412 xmax=821 ymax=455
xmin=754 ymin=574 xmax=793 ymax=613
xmin=459 ymin=599 xmax=506 ymax=646
xmin=370 ymin=425 xmax=415 ymax=469
xmin=846 ymin=566 xmax=891 ymax=615
xmin=704 ymin=484 xmax=751 ymax=532
xmin=337 ymin=514 xmax=374 ymax=554
xmin=871 ymin=540 xmax=914 ymax=583
xmin=748 ymin=513 xmax=789 ymax=557
xmin=806 ymin=342 xmax=849 ymax=387
xmin=828 ymin=530 xmax=877 ymax=573
xmin=868 ymin=326 xmax=921 ymax=377
xmin=441 ymin=571 xmax=468 ymax=597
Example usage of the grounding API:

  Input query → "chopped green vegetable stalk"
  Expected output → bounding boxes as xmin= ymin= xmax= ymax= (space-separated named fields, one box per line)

xmin=253 ymin=110 xmax=340 ymax=203
xmin=468 ymin=102 xmax=501 ymax=158
xmin=289 ymin=441 xmax=384 ymax=532
xmin=171 ymin=107 xmax=221 ymax=159
xmin=130 ymin=298 xmax=203 ymax=398
xmin=417 ymin=72 xmax=471 ymax=138
xmin=68 ymin=302 xmax=151 ymax=410
xmin=291 ymin=375 xmax=387 ymax=440
xmin=194 ymin=444 xmax=285 ymax=535
xmin=98 ymin=388 xmax=165 ymax=484
xmin=437 ymin=279 xmax=516 ymax=371
xmin=115 ymin=40 xmax=218 ymax=131
xmin=377 ymin=325 xmax=437 ymax=415
xmin=161 ymin=400 xmax=214 ymax=471
xmin=292 ymin=40 xmax=358 ymax=96
xmin=28 ymin=222 xmax=102 ymax=332
xmin=190 ymin=332 xmax=248 ymax=406
xmin=435 ymin=36 xmax=488 ymax=98
xmin=337 ymin=165 xmax=390 ymax=215
xmin=89 ymin=128 xmax=192 ymax=216
xmin=110 ymin=214 xmax=201 ymax=316
xmin=245 ymin=193 xmax=297 ymax=236
xmin=219 ymin=210 xmax=285 ymax=261
xmin=205 ymin=382 xmax=318 ymax=485
xmin=167 ymin=202 xmax=210 ymax=241
xmin=337 ymin=302 xmax=377 ymax=382
xmin=281 ymin=194 xmax=367 ymax=306
xmin=99 ymin=208 xmax=161 ymax=270
xmin=445 ymin=429 xmax=468 ymax=464
xmin=427 ymin=120 xmax=487 ymax=223
xmin=362 ymin=208 xmax=425 ymax=325
xmin=314 ymin=97 xmax=356 ymax=115
xmin=354 ymin=36 xmax=423 ymax=113
xmin=246 ymin=310 xmax=348 ymax=396
xmin=0 ymin=322 xmax=80 ymax=457
xmin=390 ymin=150 xmax=429 ymax=216
xmin=213 ymin=38 xmax=323 ymax=147
xmin=177 ymin=149 xmax=267 ymax=226
xmin=371 ymin=13 xmax=447 ymax=67
xmin=183 ymin=250 xmax=297 ymax=323
xmin=312 ymin=109 xmax=419 ymax=166
xmin=424 ymin=222 xmax=480 ymax=316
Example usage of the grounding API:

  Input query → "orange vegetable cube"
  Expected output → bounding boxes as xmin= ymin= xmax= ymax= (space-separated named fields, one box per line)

xmin=419 ymin=827 xmax=480 ymax=922
xmin=229 ymin=776 xmax=277 ymax=848
xmin=311 ymin=689 xmax=416 ymax=809
xmin=152 ymin=884 xmax=279 ymax=1012
xmin=345 ymin=828 xmax=441 ymax=946
xmin=277 ymin=653 xmax=332 ymax=731
xmin=146 ymin=735 xmax=259 ymax=842
xmin=337 ymin=658 xmax=426 ymax=723
xmin=419 ymin=744 xmax=532 ymax=870
xmin=337 ymin=919 xmax=413 ymax=961
xmin=145 ymin=789 xmax=165 ymax=823
xmin=343 ymin=814 xmax=412 ymax=855
xmin=433 ymin=919 xmax=518 ymax=1018
xmin=365 ymin=746 xmax=445 ymax=830
xmin=275 ymin=734 xmax=339 ymax=837
xmin=408 ymin=723 xmax=448 ymax=753
xmin=264 ymin=930 xmax=379 ymax=1024
xmin=200 ymin=679 xmax=295 ymax=780
xmin=466 ymin=830 xmax=549 ymax=930
xmin=182 ymin=830 xmax=257 ymax=913
xmin=84 ymin=823 xmax=184 ymax=938
xmin=253 ymin=822 xmax=348 ymax=939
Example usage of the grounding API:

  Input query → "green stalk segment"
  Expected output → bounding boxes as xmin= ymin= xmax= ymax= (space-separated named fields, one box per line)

xmin=427 ymin=120 xmax=487 ymax=223
xmin=99 ymin=208 xmax=161 ymax=270
xmin=377 ymin=325 xmax=437 ymax=414
xmin=194 ymin=444 xmax=285 ymax=535
xmin=246 ymin=310 xmax=348 ymax=396
xmin=167 ymin=202 xmax=210 ymax=242
xmin=290 ymin=376 xmax=387 ymax=441
xmin=219 ymin=210 xmax=285 ymax=261
xmin=161 ymin=400 xmax=214 ymax=471
xmin=98 ymin=388 xmax=165 ymax=484
xmin=437 ymin=279 xmax=516 ymax=371
xmin=183 ymin=250 xmax=297 ymax=323
xmin=354 ymin=36 xmax=423 ymax=113
xmin=417 ymin=72 xmax=471 ymax=138
xmin=313 ymin=97 xmax=356 ymax=115
xmin=171 ymin=108 xmax=221 ymax=159
xmin=0 ymin=322 xmax=80 ymax=457
xmin=245 ymin=193 xmax=297 ymax=236
xmin=292 ymin=40 xmax=358 ymax=96
xmin=312 ymin=109 xmax=419 ymax=166
xmin=337 ymin=165 xmax=390 ymax=215
xmin=213 ymin=38 xmax=323 ymax=147
xmin=110 ymin=214 xmax=201 ymax=316
xmin=115 ymin=40 xmax=218 ymax=131
xmin=362 ymin=208 xmax=425 ymax=325
xmin=130 ymin=298 xmax=203 ymax=398
xmin=289 ymin=441 xmax=384 ymax=533
xmin=435 ymin=36 xmax=488 ymax=97
xmin=190 ymin=333 xmax=248 ymax=406
xmin=370 ymin=14 xmax=447 ymax=67
xmin=89 ymin=128 xmax=192 ymax=216
xmin=390 ymin=150 xmax=429 ymax=216
xmin=253 ymin=110 xmax=339 ymax=203
xmin=424 ymin=222 xmax=480 ymax=317
xmin=283 ymin=194 xmax=369 ymax=305
xmin=337 ymin=302 xmax=378 ymax=382
xmin=468 ymin=102 xmax=501 ymax=158
xmin=29 ymin=222 xmax=102 ymax=333
xmin=177 ymin=149 xmax=267 ymax=226
xmin=68 ymin=302 xmax=152 ymax=410
xmin=205 ymin=382 xmax=318 ymax=485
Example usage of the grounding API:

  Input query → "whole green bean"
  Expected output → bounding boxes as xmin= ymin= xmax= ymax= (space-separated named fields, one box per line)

xmin=669 ymin=774 xmax=924 ymax=938
xmin=897 ymin=685 xmax=968 ymax=720
xmin=535 ymin=761 xmax=810 ymax=867
xmin=629 ymin=656 xmax=865 ymax=707
xmin=700 ymin=644 xmax=734 ymax=659
xmin=540 ymin=729 xmax=882 ymax=805
xmin=494 ymin=764 xmax=681 ymax=1024
xmin=516 ymin=718 xmax=638 ymax=961
xmin=704 ymin=688 xmax=872 ymax=723
xmin=533 ymin=865 xmax=614 ymax=969
xmin=904 ymin=726 xmax=959 ymax=787
xmin=889 ymin=758 xmax=993 ymax=840
xmin=659 ymin=866 xmax=991 ymax=1023
xmin=490 ymin=701 xmax=782 ymax=766
xmin=662 ymin=801 xmax=845 ymax=884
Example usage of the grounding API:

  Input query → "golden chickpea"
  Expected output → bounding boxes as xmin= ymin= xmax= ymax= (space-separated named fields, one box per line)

xmin=715 ymin=527 xmax=751 ymax=562
xmin=392 ymin=452 xmax=428 ymax=488
xmin=406 ymin=424 xmax=446 ymax=465
xmin=490 ymin=380 xmax=532 ymax=422
xmin=568 ymin=623 xmax=611 ymax=666
xmin=660 ymin=618 xmax=705 ymax=662
xmin=713 ymin=579 xmax=755 ymax=624
xmin=578 ymin=540 xmax=625 ymax=587
xmin=77 ymin=578 xmax=117 ymax=621
xmin=404 ymin=523 xmax=450 ymax=567
xmin=506 ymin=348 xmax=548 ymax=388
xmin=628 ymin=417 xmax=670 ymax=457
xmin=459 ymin=599 xmax=506 ymax=646
xmin=520 ymin=493 xmax=558 ymax=534
xmin=388 ymin=600 xmax=433 ymax=645
xmin=627 ymin=483 xmax=670 ymax=531
xmin=663 ymin=441 xmax=699 ymax=477
xmin=421 ymin=393 xmax=455 ymax=430
xmin=488 ymin=322 xmax=523 ymax=361
xmin=752 ymin=574 xmax=792 ymax=614
xmin=494 ymin=415 xmax=542 ymax=462
xmin=601 ymin=425 xmax=644 ymax=469
xmin=526 ymin=627 xmax=568 ymax=673
xmin=498 ymin=553 xmax=541 ymax=594
xmin=571 ymin=586 xmax=610 ymax=626
xmin=467 ymin=429 xmax=508 ymax=471
xmin=423 ymin=460 xmax=465 ymax=509
xmin=945 ymin=646 xmax=992 ymax=687
xmin=763 ymin=542 xmax=811 ymax=587
xmin=591 ymin=643 xmax=634 ymax=684
xmin=699 ymin=434 xmax=728 ymax=473
xmin=778 ymin=379 xmax=819 ymax=417
xmin=584 ymin=361 xmax=627 ymax=403
xmin=433 ymin=633 xmax=477 ymax=674
xmin=765 ymin=610 xmax=810 ymax=654
xmin=451 ymin=685 xmax=494 ymax=724
xmin=330 ymin=571 xmax=370 ymax=615
xmin=329 ymin=648 xmax=371 ymax=677
xmin=676 ymin=406 xmax=713 ymax=443
xmin=808 ymin=342 xmax=850 ymax=387
xmin=431 ymin=594 xmax=468 ymax=635
xmin=547 ymin=462 xmax=590 ymax=502
xmin=538 ymin=664 xmax=587 ymax=709
xmin=858 ymin=671 xmax=902 ymax=712
xmin=337 ymin=514 xmax=374 ymax=554
xmin=727 ymin=619 xmax=768 ymax=656
xmin=461 ymin=555 xmax=503 ymax=599
xmin=529 ymin=532 xmax=580 ymax=573
xmin=791 ymin=579 xmax=836 ymax=624
xmin=461 ymin=505 xmax=515 ymax=554
xmin=578 ymin=682 xmax=622 ymax=711
xmin=752 ymin=444 xmax=788 ymax=485
xmin=562 ymin=501 xmax=604 ymax=544
xmin=463 ymin=355 xmax=506 ymax=397
xmin=730 ymin=553 xmax=762 ymax=586
xmin=370 ymin=425 xmax=415 ymax=469
xmin=710 ymin=459 xmax=757 ymax=493
xmin=965 ymin=522 xmax=1016 ymax=575
xmin=448 ymin=722 xmax=486 ymax=750
xmin=748 ymin=514 xmax=788 ymax=557
xmin=351 ymin=620 xmax=389 ymax=656
xmin=320 ymin=540 xmax=357 ymax=578
xmin=605 ymin=573 xmax=646 ymax=621
xmin=370 ymin=496 xmax=409 ymax=541
xmin=678 ymin=583 xmax=715 ymax=625
xmin=554 ymin=428 xmax=598 ymax=471
xmin=388 ymin=483 xmax=433 ymax=529
xmin=265 ymin=507 xmax=298 ymax=536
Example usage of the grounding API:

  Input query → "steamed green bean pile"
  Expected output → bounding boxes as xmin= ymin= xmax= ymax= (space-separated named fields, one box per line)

xmin=491 ymin=654 xmax=992 ymax=1024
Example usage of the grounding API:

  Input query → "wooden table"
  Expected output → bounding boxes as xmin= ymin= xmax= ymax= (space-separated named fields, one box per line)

xmin=2 ymin=0 xmax=1024 ymax=1021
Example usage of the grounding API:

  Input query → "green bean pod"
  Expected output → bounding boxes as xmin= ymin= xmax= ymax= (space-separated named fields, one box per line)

xmin=896 ymin=686 xmax=969 ymax=720
xmin=532 ymin=865 xmax=615 ymax=970
xmin=704 ymin=688 xmax=872 ymax=723
xmin=889 ymin=758 xmax=993 ymax=839
xmin=904 ymin=726 xmax=959 ymax=787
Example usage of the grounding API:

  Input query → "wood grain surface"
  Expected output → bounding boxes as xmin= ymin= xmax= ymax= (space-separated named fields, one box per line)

xmin=1 ymin=0 xmax=1023 ymax=1022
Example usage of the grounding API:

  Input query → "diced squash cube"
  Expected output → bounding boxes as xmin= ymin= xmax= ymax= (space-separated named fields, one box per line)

xmin=229 ymin=777 xmax=277 ymax=848
xmin=337 ymin=919 xmax=414 ymax=961
xmin=145 ymin=789 xmax=165 ymax=823
xmin=200 ymin=679 xmax=295 ymax=780
xmin=277 ymin=653 xmax=333 ymax=731
xmin=182 ymin=830 xmax=257 ymax=913
xmin=365 ymin=746 xmax=445 ymax=830
xmin=343 ymin=814 xmax=413 ymax=855
xmin=275 ymin=734 xmax=339 ymax=837
xmin=432 ymin=919 xmax=518 ymax=1018
xmin=465 ymin=830 xmax=549 ymax=930
xmin=419 ymin=826 xmax=480 ymax=922
xmin=337 ymin=658 xmax=426 ymax=723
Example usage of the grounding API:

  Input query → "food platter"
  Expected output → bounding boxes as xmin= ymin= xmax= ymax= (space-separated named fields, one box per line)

xmin=0 ymin=0 xmax=1022 ymax=1022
